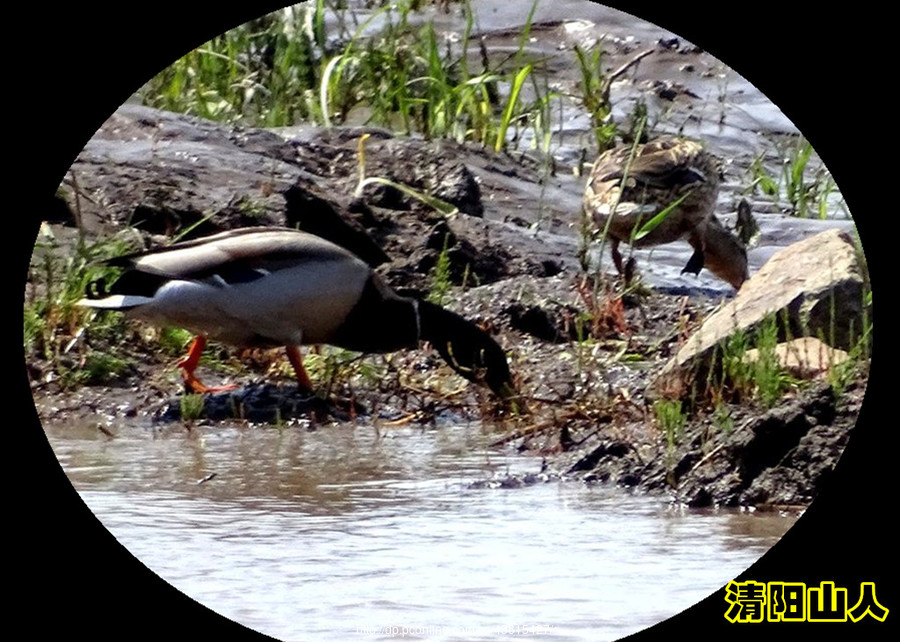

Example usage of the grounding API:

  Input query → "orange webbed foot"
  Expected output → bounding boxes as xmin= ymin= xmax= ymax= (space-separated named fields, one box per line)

xmin=177 ymin=335 xmax=238 ymax=394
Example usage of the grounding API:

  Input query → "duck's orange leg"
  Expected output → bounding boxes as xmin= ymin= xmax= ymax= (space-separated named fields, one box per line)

xmin=177 ymin=335 xmax=237 ymax=393
xmin=285 ymin=345 xmax=314 ymax=393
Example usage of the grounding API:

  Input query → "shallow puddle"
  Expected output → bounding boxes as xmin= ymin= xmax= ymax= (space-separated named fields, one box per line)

xmin=46 ymin=419 xmax=795 ymax=641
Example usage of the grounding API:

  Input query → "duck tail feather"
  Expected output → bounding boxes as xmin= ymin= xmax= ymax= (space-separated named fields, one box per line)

xmin=76 ymin=294 xmax=153 ymax=310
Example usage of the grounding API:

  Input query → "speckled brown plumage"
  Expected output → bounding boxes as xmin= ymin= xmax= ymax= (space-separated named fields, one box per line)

xmin=583 ymin=137 xmax=748 ymax=289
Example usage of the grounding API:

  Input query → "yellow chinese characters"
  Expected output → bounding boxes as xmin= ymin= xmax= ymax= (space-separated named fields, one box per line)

xmin=725 ymin=581 xmax=888 ymax=623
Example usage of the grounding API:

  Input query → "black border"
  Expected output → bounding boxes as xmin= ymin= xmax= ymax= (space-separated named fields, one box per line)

xmin=13 ymin=2 xmax=892 ymax=640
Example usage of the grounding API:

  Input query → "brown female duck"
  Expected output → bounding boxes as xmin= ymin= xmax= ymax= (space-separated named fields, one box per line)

xmin=583 ymin=136 xmax=748 ymax=289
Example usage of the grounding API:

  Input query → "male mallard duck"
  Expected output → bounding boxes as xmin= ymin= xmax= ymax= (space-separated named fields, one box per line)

xmin=583 ymin=136 xmax=748 ymax=289
xmin=78 ymin=227 xmax=515 ymax=399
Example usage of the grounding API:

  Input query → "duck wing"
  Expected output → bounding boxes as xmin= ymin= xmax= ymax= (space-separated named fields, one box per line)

xmin=588 ymin=138 xmax=712 ymax=204
xmin=106 ymin=227 xmax=362 ymax=286
xmin=584 ymin=138 xmax=720 ymax=247
xmin=83 ymin=227 xmax=370 ymax=310
xmin=84 ymin=227 xmax=375 ymax=347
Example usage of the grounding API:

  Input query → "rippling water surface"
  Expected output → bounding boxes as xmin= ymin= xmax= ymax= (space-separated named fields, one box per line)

xmin=46 ymin=419 xmax=794 ymax=641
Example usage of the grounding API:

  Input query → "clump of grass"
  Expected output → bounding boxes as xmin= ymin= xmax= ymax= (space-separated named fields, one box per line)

xmin=751 ymin=314 xmax=792 ymax=408
xmin=236 ymin=195 xmax=268 ymax=219
xmin=157 ymin=327 xmax=196 ymax=357
xmin=138 ymin=0 xmax=572 ymax=157
xmin=140 ymin=3 xmax=329 ymax=126
xmin=303 ymin=347 xmax=386 ymax=397
xmin=25 ymin=226 xmax=135 ymax=373
xmin=180 ymin=393 xmax=206 ymax=422
xmin=573 ymin=42 xmax=618 ymax=152
xmin=654 ymin=399 xmax=686 ymax=465
xmin=711 ymin=401 xmax=733 ymax=434
xmin=71 ymin=351 xmax=132 ymax=386
xmin=748 ymin=154 xmax=779 ymax=198
xmin=748 ymin=136 xmax=847 ymax=219
xmin=782 ymin=136 xmax=815 ymax=217
xmin=715 ymin=326 xmax=752 ymax=401
xmin=709 ymin=314 xmax=792 ymax=409
xmin=325 ymin=0 xmax=551 ymax=150
xmin=575 ymin=279 xmax=627 ymax=339
xmin=573 ymin=44 xmax=653 ymax=155
xmin=427 ymin=233 xmax=453 ymax=306
xmin=826 ymin=285 xmax=873 ymax=397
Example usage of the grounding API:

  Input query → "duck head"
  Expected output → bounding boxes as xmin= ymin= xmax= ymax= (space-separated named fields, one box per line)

xmin=691 ymin=215 xmax=750 ymax=290
xmin=416 ymin=300 xmax=516 ymax=400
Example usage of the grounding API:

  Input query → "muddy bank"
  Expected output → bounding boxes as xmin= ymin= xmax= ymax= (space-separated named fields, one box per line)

xmin=30 ymin=99 xmax=868 ymax=510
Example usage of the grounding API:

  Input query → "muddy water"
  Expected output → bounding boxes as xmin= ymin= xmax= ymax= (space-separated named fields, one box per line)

xmin=46 ymin=419 xmax=794 ymax=641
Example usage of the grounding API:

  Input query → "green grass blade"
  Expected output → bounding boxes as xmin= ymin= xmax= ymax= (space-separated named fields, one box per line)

xmin=319 ymin=55 xmax=344 ymax=128
xmin=355 ymin=176 xmax=458 ymax=216
xmin=494 ymin=64 xmax=533 ymax=153
xmin=633 ymin=192 xmax=690 ymax=241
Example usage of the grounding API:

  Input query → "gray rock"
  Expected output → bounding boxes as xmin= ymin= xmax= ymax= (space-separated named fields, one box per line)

xmin=652 ymin=228 xmax=866 ymax=399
